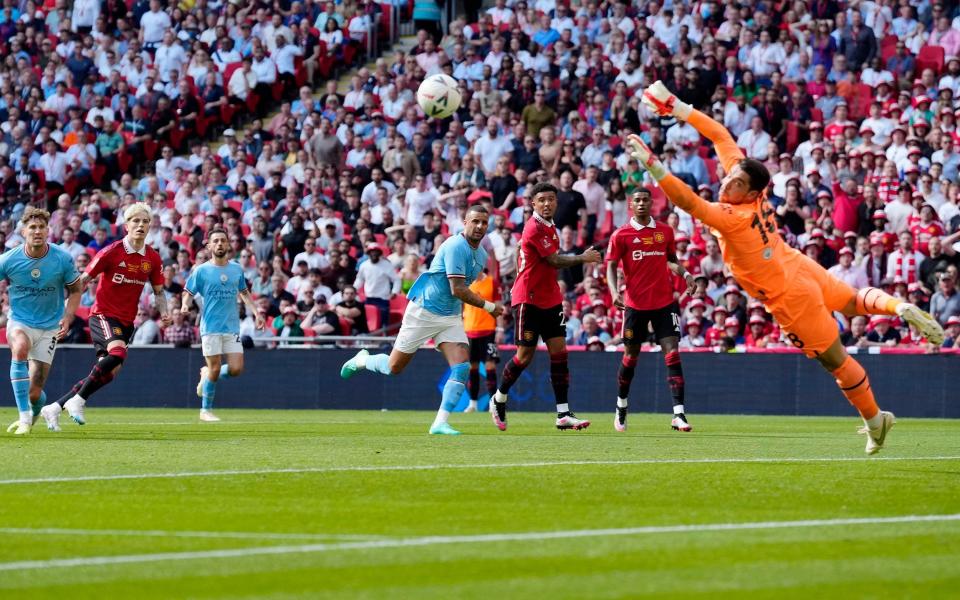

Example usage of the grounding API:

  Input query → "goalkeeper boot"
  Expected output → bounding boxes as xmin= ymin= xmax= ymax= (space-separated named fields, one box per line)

xmin=859 ymin=411 xmax=895 ymax=455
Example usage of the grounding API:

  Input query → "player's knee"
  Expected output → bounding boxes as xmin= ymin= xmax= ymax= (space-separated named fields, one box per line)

xmin=449 ymin=361 xmax=470 ymax=383
xmin=387 ymin=358 xmax=405 ymax=375
xmin=229 ymin=366 xmax=244 ymax=377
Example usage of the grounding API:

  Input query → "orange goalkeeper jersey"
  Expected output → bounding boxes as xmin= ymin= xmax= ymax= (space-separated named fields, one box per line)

xmin=463 ymin=274 xmax=497 ymax=337
xmin=659 ymin=111 xmax=805 ymax=303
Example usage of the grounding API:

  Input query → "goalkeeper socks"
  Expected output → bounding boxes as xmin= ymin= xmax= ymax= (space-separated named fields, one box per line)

xmin=11 ymin=360 xmax=30 ymax=422
xmin=365 ymin=353 xmax=392 ymax=375
xmin=832 ymin=356 xmax=879 ymax=422
xmin=665 ymin=350 xmax=685 ymax=414
xmin=855 ymin=288 xmax=901 ymax=316
xmin=467 ymin=364 xmax=480 ymax=400
xmin=434 ymin=362 xmax=468 ymax=427
xmin=618 ymin=354 xmax=638 ymax=399
xmin=549 ymin=350 xmax=570 ymax=414
xmin=201 ymin=379 xmax=216 ymax=411
xmin=218 ymin=365 xmax=232 ymax=380
xmin=497 ymin=355 xmax=527 ymax=396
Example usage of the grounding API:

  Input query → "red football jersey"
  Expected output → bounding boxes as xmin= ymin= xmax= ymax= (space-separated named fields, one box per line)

xmin=87 ymin=239 xmax=164 ymax=325
xmin=606 ymin=218 xmax=676 ymax=310
xmin=512 ymin=213 xmax=563 ymax=308
xmin=911 ymin=221 xmax=945 ymax=255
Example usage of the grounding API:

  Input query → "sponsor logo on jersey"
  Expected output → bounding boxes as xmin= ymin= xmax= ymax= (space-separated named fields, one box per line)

xmin=631 ymin=250 xmax=666 ymax=260
xmin=118 ymin=261 xmax=126 ymax=268
xmin=30 ymin=268 xmax=40 ymax=280
xmin=632 ymin=237 xmax=641 ymax=244
xmin=112 ymin=273 xmax=150 ymax=285
xmin=642 ymin=237 xmax=654 ymax=245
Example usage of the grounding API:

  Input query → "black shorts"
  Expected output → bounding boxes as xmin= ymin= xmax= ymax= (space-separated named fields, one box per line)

xmin=89 ymin=313 xmax=135 ymax=357
xmin=514 ymin=303 xmax=565 ymax=347
xmin=622 ymin=303 xmax=681 ymax=346
xmin=468 ymin=333 xmax=500 ymax=363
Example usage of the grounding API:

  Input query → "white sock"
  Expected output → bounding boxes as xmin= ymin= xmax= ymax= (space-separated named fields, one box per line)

xmin=617 ymin=397 xmax=628 ymax=408
xmin=556 ymin=403 xmax=569 ymax=414
xmin=468 ymin=399 xmax=478 ymax=409
xmin=494 ymin=391 xmax=506 ymax=404
xmin=19 ymin=410 xmax=31 ymax=424
xmin=673 ymin=404 xmax=685 ymax=415
xmin=865 ymin=413 xmax=884 ymax=429
xmin=432 ymin=408 xmax=450 ymax=428
xmin=356 ymin=352 xmax=367 ymax=369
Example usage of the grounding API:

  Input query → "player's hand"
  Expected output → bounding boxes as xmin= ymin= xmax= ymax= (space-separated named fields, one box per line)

xmin=611 ymin=293 xmax=625 ymax=311
xmin=624 ymin=135 xmax=668 ymax=181
xmin=255 ymin=312 xmax=266 ymax=330
xmin=57 ymin=315 xmax=73 ymax=341
xmin=580 ymin=246 xmax=602 ymax=264
xmin=641 ymin=80 xmax=692 ymax=120
xmin=683 ymin=273 xmax=696 ymax=295
xmin=489 ymin=302 xmax=505 ymax=318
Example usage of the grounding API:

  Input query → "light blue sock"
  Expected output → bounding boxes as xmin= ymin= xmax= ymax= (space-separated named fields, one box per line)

xmin=10 ymin=360 xmax=30 ymax=414
xmin=439 ymin=362 xmax=470 ymax=414
xmin=201 ymin=379 xmax=216 ymax=411
xmin=219 ymin=365 xmax=232 ymax=380
xmin=365 ymin=353 xmax=392 ymax=375
xmin=31 ymin=391 xmax=46 ymax=416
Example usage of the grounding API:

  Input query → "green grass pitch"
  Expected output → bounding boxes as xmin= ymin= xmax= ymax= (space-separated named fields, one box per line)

xmin=0 ymin=409 xmax=958 ymax=598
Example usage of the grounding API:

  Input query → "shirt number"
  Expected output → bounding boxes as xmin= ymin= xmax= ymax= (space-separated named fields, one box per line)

xmin=751 ymin=203 xmax=777 ymax=245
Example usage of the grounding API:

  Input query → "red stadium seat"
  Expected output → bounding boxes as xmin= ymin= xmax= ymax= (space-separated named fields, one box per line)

xmin=338 ymin=317 xmax=352 ymax=335
xmin=810 ymin=107 xmax=824 ymax=124
xmin=703 ymin=157 xmax=719 ymax=184
xmin=365 ymin=304 xmax=381 ymax=332
xmin=880 ymin=35 xmax=898 ymax=63
xmin=785 ymin=122 xmax=800 ymax=153
xmin=917 ymin=45 xmax=945 ymax=74
xmin=849 ymin=83 xmax=872 ymax=119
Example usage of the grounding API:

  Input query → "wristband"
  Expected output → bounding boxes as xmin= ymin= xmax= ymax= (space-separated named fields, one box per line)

xmin=483 ymin=301 xmax=496 ymax=313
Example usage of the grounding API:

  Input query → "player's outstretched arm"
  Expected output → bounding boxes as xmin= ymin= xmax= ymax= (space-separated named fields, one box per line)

xmin=448 ymin=277 xmax=504 ymax=317
xmin=624 ymin=135 xmax=738 ymax=232
xmin=153 ymin=284 xmax=171 ymax=326
xmin=544 ymin=246 xmax=601 ymax=269
xmin=641 ymin=81 xmax=744 ymax=173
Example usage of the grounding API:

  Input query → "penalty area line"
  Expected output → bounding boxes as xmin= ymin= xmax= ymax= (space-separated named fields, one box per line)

xmin=0 ymin=514 xmax=957 ymax=571
xmin=0 ymin=527 xmax=390 ymax=541
xmin=0 ymin=456 xmax=958 ymax=486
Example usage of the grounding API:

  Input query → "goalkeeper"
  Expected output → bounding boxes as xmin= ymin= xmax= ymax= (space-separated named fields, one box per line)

xmin=627 ymin=81 xmax=944 ymax=455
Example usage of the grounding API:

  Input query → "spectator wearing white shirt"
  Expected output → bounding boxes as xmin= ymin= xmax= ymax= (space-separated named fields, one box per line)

xmin=724 ymin=95 xmax=758 ymax=138
xmin=472 ymin=119 xmax=514 ymax=176
xmin=43 ymin=83 xmax=78 ymax=121
xmin=250 ymin=47 xmax=277 ymax=116
xmin=154 ymin=31 xmax=186 ymax=83
xmin=486 ymin=0 xmax=513 ymax=26
xmin=272 ymin=34 xmax=303 ymax=97
xmin=65 ymin=131 xmax=96 ymax=178
xmin=737 ymin=116 xmax=773 ymax=160
xmin=139 ymin=0 xmax=171 ymax=50
xmin=292 ymin=238 xmax=331 ymax=270
xmin=39 ymin=140 xmax=69 ymax=189
xmin=355 ymin=243 xmax=400 ymax=330
xmin=228 ymin=57 xmax=257 ymax=103
xmin=828 ymin=248 xmax=869 ymax=288
xmin=59 ymin=227 xmax=87 ymax=260
xmin=405 ymin=174 xmax=440 ymax=226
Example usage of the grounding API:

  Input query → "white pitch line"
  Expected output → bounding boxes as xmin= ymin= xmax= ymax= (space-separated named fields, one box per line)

xmin=0 ymin=527 xmax=388 ymax=541
xmin=0 ymin=514 xmax=956 ymax=572
xmin=95 ymin=421 xmax=364 ymax=426
xmin=0 ymin=456 xmax=957 ymax=486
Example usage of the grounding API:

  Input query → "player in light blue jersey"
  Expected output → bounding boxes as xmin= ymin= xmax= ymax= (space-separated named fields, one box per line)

xmin=1 ymin=208 xmax=83 ymax=435
xmin=180 ymin=228 xmax=265 ymax=421
xmin=340 ymin=205 xmax=504 ymax=435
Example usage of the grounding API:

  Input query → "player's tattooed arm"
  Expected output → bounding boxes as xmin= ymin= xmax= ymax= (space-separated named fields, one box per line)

xmin=239 ymin=289 xmax=266 ymax=330
xmin=59 ymin=278 xmax=85 ymax=339
xmin=179 ymin=290 xmax=193 ymax=313
xmin=544 ymin=246 xmax=602 ymax=269
xmin=153 ymin=285 xmax=172 ymax=326
xmin=448 ymin=277 xmax=504 ymax=317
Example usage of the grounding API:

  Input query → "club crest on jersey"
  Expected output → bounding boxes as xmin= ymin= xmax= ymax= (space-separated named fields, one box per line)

xmin=654 ymin=232 xmax=665 ymax=243
xmin=220 ymin=274 xmax=228 ymax=284
xmin=30 ymin=268 xmax=40 ymax=280
xmin=141 ymin=261 xmax=152 ymax=273
xmin=541 ymin=238 xmax=551 ymax=248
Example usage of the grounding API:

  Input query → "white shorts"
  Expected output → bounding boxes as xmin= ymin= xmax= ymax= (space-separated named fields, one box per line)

xmin=7 ymin=320 xmax=59 ymax=364
xmin=201 ymin=333 xmax=244 ymax=357
xmin=393 ymin=302 xmax=468 ymax=354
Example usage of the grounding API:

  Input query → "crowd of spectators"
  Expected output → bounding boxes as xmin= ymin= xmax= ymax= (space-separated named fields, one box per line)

xmin=1 ymin=0 xmax=960 ymax=353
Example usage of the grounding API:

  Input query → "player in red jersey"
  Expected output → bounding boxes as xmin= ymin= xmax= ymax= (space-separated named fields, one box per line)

xmin=490 ymin=182 xmax=601 ymax=431
xmin=41 ymin=203 xmax=169 ymax=431
xmin=606 ymin=188 xmax=697 ymax=433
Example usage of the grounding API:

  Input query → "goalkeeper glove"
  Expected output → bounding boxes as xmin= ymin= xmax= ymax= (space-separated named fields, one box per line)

xmin=625 ymin=134 xmax=668 ymax=182
xmin=641 ymin=81 xmax=693 ymax=121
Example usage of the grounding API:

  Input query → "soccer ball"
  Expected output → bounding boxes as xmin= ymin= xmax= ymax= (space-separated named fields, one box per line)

xmin=417 ymin=74 xmax=462 ymax=119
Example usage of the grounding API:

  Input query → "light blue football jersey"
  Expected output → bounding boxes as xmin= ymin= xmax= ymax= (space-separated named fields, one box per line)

xmin=407 ymin=234 xmax=487 ymax=316
xmin=185 ymin=261 xmax=248 ymax=336
xmin=0 ymin=244 xmax=79 ymax=330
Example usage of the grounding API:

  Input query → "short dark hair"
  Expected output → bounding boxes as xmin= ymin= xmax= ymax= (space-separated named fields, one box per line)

xmin=207 ymin=227 xmax=228 ymax=242
xmin=466 ymin=204 xmax=489 ymax=217
xmin=738 ymin=158 xmax=771 ymax=192
xmin=631 ymin=188 xmax=652 ymax=200
xmin=530 ymin=182 xmax=558 ymax=198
